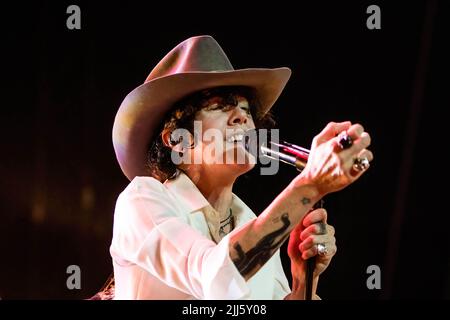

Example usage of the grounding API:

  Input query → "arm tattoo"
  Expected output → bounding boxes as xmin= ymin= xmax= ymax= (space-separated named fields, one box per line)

xmin=301 ymin=197 xmax=311 ymax=205
xmin=232 ymin=213 xmax=291 ymax=277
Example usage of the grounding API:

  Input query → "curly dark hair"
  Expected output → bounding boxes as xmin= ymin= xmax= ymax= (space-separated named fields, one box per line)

xmin=146 ymin=86 xmax=276 ymax=181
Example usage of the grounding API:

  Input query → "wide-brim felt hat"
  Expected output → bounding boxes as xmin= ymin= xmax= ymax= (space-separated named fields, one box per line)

xmin=113 ymin=35 xmax=291 ymax=181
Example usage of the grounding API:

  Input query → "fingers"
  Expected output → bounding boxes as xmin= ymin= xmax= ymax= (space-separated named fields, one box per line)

xmin=316 ymin=122 xmax=372 ymax=171
xmin=347 ymin=123 xmax=364 ymax=140
xmin=299 ymin=209 xmax=336 ymax=259
xmin=333 ymin=123 xmax=370 ymax=152
xmin=299 ymin=234 xmax=337 ymax=260
xmin=347 ymin=149 xmax=374 ymax=177
xmin=303 ymin=121 xmax=373 ymax=196
xmin=313 ymin=121 xmax=352 ymax=147
xmin=357 ymin=148 xmax=374 ymax=162
xmin=339 ymin=132 xmax=371 ymax=160
xmin=300 ymin=222 xmax=335 ymax=241
xmin=302 ymin=208 xmax=328 ymax=227
xmin=330 ymin=123 xmax=372 ymax=176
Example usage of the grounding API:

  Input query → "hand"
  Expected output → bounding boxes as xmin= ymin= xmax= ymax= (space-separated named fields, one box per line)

xmin=297 ymin=121 xmax=373 ymax=197
xmin=288 ymin=208 xmax=336 ymax=278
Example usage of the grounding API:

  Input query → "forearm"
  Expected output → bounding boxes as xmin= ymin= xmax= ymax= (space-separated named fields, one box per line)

xmin=229 ymin=176 xmax=322 ymax=281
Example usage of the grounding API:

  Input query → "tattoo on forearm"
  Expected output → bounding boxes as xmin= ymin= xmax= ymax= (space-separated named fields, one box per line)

xmin=232 ymin=213 xmax=291 ymax=277
xmin=301 ymin=197 xmax=311 ymax=205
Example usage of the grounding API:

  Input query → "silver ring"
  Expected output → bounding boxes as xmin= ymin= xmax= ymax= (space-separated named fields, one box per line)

xmin=353 ymin=156 xmax=370 ymax=172
xmin=317 ymin=243 xmax=328 ymax=256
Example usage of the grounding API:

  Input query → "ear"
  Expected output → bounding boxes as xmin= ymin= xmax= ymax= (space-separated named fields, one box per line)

xmin=161 ymin=128 xmax=184 ymax=152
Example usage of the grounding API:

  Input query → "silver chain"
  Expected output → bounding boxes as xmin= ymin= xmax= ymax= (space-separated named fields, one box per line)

xmin=219 ymin=208 xmax=233 ymax=236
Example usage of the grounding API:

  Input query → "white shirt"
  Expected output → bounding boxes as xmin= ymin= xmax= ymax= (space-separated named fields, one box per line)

xmin=110 ymin=171 xmax=291 ymax=299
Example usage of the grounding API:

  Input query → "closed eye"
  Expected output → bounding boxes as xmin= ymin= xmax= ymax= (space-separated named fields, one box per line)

xmin=241 ymin=106 xmax=252 ymax=115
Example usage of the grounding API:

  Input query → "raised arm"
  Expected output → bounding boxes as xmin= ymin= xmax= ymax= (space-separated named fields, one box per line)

xmin=229 ymin=121 xmax=373 ymax=280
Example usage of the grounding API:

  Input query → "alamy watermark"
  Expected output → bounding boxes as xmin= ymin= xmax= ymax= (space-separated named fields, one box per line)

xmin=66 ymin=264 xmax=81 ymax=290
xmin=66 ymin=5 xmax=81 ymax=30
xmin=366 ymin=264 xmax=381 ymax=290
xmin=366 ymin=5 xmax=381 ymax=30
xmin=169 ymin=123 xmax=281 ymax=175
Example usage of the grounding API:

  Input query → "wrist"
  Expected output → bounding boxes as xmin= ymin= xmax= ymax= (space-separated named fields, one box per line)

xmin=290 ymin=175 xmax=323 ymax=203
xmin=290 ymin=267 xmax=320 ymax=300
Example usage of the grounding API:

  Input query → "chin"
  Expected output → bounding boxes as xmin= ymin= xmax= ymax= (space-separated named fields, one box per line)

xmin=221 ymin=162 xmax=255 ymax=177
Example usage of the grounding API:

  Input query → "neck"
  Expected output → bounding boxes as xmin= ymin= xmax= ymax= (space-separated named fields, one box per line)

xmin=186 ymin=167 xmax=236 ymax=220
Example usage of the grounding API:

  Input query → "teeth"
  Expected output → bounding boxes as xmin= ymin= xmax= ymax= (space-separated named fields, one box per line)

xmin=227 ymin=134 xmax=243 ymax=143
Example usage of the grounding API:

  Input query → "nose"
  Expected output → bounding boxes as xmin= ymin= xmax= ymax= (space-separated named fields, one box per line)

xmin=228 ymin=107 xmax=248 ymax=126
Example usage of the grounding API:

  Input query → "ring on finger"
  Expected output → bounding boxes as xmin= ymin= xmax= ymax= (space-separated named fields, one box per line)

xmin=317 ymin=243 xmax=328 ymax=256
xmin=338 ymin=132 xmax=353 ymax=150
xmin=353 ymin=156 xmax=370 ymax=172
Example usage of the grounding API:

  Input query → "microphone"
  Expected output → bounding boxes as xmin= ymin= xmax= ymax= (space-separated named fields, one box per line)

xmin=243 ymin=129 xmax=310 ymax=172
xmin=243 ymin=128 xmax=321 ymax=301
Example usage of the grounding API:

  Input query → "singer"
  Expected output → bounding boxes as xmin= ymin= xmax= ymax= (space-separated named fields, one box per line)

xmin=102 ymin=35 xmax=373 ymax=300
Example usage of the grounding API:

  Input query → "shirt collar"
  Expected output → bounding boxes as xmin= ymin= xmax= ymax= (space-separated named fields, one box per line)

xmin=163 ymin=171 xmax=256 ymax=225
xmin=163 ymin=171 xmax=210 ymax=213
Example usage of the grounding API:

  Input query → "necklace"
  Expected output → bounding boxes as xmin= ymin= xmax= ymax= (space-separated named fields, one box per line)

xmin=219 ymin=208 xmax=234 ymax=237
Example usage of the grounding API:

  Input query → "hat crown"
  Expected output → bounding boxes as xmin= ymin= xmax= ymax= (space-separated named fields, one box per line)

xmin=146 ymin=36 xmax=234 ymax=83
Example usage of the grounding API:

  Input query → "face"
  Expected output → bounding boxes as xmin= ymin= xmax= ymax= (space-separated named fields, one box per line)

xmin=182 ymin=95 xmax=256 ymax=178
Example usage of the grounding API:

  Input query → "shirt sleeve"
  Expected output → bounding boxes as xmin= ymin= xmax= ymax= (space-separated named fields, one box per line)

xmin=110 ymin=179 xmax=251 ymax=300
xmin=272 ymin=250 xmax=292 ymax=299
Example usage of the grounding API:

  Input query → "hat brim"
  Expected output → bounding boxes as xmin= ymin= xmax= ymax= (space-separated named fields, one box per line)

xmin=112 ymin=67 xmax=291 ymax=181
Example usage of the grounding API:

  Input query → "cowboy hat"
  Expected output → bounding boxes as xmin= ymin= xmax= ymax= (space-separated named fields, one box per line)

xmin=112 ymin=35 xmax=291 ymax=181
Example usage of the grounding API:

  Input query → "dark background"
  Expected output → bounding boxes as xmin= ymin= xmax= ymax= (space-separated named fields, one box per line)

xmin=1 ymin=1 xmax=448 ymax=299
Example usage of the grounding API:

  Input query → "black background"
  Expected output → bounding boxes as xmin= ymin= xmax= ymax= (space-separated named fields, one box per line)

xmin=0 ymin=1 xmax=448 ymax=299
